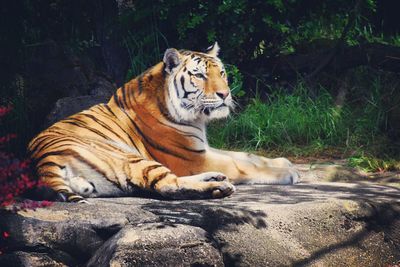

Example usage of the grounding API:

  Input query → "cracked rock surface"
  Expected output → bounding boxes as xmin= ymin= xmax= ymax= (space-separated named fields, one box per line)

xmin=1 ymin=164 xmax=400 ymax=266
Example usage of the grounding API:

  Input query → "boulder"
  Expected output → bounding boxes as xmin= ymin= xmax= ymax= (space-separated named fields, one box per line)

xmin=87 ymin=224 xmax=223 ymax=267
xmin=23 ymin=40 xmax=118 ymax=135
xmin=1 ymin=165 xmax=400 ymax=266
xmin=44 ymin=95 xmax=110 ymax=128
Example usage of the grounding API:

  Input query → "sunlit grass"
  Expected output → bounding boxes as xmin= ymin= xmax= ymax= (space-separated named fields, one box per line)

xmin=208 ymin=84 xmax=350 ymax=153
xmin=348 ymin=154 xmax=399 ymax=172
xmin=208 ymin=78 xmax=399 ymax=165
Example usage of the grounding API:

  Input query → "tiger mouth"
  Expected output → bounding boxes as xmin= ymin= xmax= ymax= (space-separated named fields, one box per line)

xmin=203 ymin=103 xmax=227 ymax=115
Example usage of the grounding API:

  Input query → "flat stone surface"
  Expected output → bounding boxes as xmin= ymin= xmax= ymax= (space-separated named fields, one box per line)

xmin=87 ymin=223 xmax=223 ymax=267
xmin=1 ymin=164 xmax=400 ymax=266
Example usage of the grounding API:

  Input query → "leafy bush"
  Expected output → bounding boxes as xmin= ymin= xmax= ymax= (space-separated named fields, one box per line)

xmin=225 ymin=64 xmax=245 ymax=97
xmin=0 ymin=105 xmax=51 ymax=208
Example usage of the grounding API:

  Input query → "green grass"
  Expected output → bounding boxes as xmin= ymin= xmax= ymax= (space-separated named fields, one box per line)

xmin=208 ymin=84 xmax=349 ymax=153
xmin=348 ymin=154 xmax=399 ymax=172
xmin=208 ymin=77 xmax=399 ymax=165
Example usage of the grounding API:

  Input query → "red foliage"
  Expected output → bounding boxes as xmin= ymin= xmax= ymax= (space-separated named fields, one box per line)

xmin=0 ymin=105 xmax=52 ymax=209
xmin=0 ymin=105 xmax=53 ymax=254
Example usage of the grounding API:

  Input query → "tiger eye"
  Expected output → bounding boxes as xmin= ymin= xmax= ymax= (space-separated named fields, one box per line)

xmin=194 ymin=73 xmax=206 ymax=79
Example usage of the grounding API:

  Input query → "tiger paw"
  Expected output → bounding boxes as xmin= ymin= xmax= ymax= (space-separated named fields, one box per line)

xmin=286 ymin=168 xmax=300 ymax=184
xmin=165 ymin=174 xmax=235 ymax=199
xmin=210 ymin=181 xmax=236 ymax=198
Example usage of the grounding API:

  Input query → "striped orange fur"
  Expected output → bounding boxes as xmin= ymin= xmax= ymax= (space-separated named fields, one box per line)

xmin=28 ymin=43 xmax=299 ymax=202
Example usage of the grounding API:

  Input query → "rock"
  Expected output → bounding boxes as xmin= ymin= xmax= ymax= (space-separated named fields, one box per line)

xmin=0 ymin=251 xmax=69 ymax=267
xmin=88 ymin=76 xmax=115 ymax=96
xmin=44 ymin=95 xmax=110 ymax=128
xmin=23 ymin=40 xmax=118 ymax=137
xmin=87 ymin=224 xmax=223 ymax=267
xmin=43 ymin=74 xmax=115 ymax=127
xmin=0 ymin=201 xmax=158 ymax=266
xmin=1 ymin=165 xmax=400 ymax=266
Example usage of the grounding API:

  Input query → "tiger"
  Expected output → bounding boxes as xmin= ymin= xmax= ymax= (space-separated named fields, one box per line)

xmin=28 ymin=43 xmax=299 ymax=203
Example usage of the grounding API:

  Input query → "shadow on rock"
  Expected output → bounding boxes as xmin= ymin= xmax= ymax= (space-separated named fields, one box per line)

xmin=142 ymin=200 xmax=268 ymax=266
xmin=292 ymin=202 xmax=400 ymax=266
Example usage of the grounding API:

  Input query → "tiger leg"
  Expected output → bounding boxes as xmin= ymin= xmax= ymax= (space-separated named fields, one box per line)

xmin=126 ymin=159 xmax=235 ymax=199
xmin=36 ymin=164 xmax=88 ymax=203
xmin=204 ymin=149 xmax=300 ymax=185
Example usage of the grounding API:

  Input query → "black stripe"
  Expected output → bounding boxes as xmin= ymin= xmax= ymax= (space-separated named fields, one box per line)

xmin=40 ymin=138 xmax=127 ymax=161
xmin=112 ymin=98 xmax=159 ymax=160
xmin=34 ymin=149 xmax=109 ymax=178
xmin=156 ymin=97 xmax=203 ymax=131
xmin=36 ymin=136 xmax=77 ymax=154
xmin=37 ymin=161 xmax=65 ymax=169
xmin=68 ymin=194 xmax=84 ymax=202
xmin=103 ymin=104 xmax=117 ymax=118
xmin=174 ymin=75 xmax=181 ymax=98
xmin=121 ymin=85 xmax=128 ymax=107
xmin=29 ymin=135 xmax=56 ymax=156
xmin=38 ymin=171 xmax=60 ymax=177
xmin=129 ymin=158 xmax=144 ymax=163
xmin=138 ymin=75 xmax=143 ymax=94
xmin=143 ymin=164 xmax=163 ymax=179
xmin=63 ymin=118 xmax=112 ymax=141
xmin=150 ymin=171 xmax=171 ymax=189
xmin=181 ymin=74 xmax=195 ymax=99
xmin=79 ymin=113 xmax=127 ymax=143
xmin=97 ymin=105 xmax=141 ymax=152
xmin=177 ymin=145 xmax=206 ymax=154
xmin=113 ymin=90 xmax=123 ymax=109
xmin=114 ymin=99 xmax=191 ymax=161
xmin=180 ymin=75 xmax=185 ymax=93
xmin=33 ymin=150 xmax=68 ymax=166
xmin=99 ymin=106 xmax=142 ymax=153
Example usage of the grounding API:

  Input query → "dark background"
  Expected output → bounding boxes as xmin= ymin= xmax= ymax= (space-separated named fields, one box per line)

xmin=1 ymin=0 xmax=400 ymax=160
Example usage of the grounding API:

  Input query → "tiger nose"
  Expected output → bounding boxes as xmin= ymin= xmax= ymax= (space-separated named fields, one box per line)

xmin=216 ymin=90 xmax=229 ymax=100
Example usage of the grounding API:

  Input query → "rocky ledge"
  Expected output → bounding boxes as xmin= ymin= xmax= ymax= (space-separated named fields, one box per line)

xmin=1 ymin=164 xmax=400 ymax=267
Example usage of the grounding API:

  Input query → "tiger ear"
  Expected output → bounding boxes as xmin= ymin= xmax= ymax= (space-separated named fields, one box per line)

xmin=163 ymin=48 xmax=181 ymax=74
xmin=206 ymin=42 xmax=220 ymax=57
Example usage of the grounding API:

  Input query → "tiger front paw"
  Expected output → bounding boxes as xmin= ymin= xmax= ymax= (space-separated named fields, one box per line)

xmin=165 ymin=172 xmax=236 ymax=199
xmin=194 ymin=172 xmax=235 ymax=198
xmin=209 ymin=181 xmax=236 ymax=198
xmin=285 ymin=168 xmax=300 ymax=184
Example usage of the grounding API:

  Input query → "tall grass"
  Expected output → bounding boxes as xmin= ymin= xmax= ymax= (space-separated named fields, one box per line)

xmin=123 ymin=18 xmax=168 ymax=80
xmin=208 ymin=76 xmax=398 ymax=159
xmin=209 ymin=84 xmax=348 ymax=153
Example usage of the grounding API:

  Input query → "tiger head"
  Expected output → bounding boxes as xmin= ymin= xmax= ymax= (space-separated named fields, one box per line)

xmin=163 ymin=43 xmax=234 ymax=122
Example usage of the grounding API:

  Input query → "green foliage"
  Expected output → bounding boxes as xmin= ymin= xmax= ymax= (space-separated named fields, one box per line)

xmin=208 ymin=71 xmax=400 ymax=160
xmin=129 ymin=0 xmax=397 ymax=62
xmin=348 ymin=155 xmax=398 ymax=172
xmin=123 ymin=21 xmax=169 ymax=80
xmin=282 ymin=14 xmax=400 ymax=54
xmin=208 ymin=84 xmax=349 ymax=152
xmin=3 ymin=0 xmax=400 ymax=166
xmin=225 ymin=64 xmax=245 ymax=97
